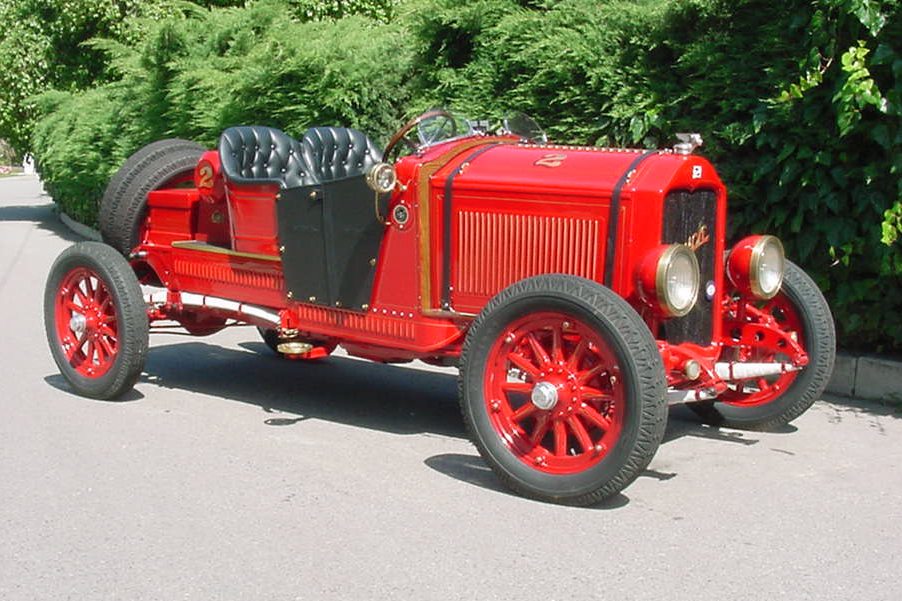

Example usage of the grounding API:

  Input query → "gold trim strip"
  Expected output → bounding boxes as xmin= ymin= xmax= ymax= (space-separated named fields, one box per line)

xmin=415 ymin=137 xmax=513 ymax=313
xmin=171 ymin=240 xmax=281 ymax=263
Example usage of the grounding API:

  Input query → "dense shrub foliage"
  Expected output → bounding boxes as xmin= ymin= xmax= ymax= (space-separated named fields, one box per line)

xmin=31 ymin=1 xmax=411 ymax=220
xmin=405 ymin=0 xmax=902 ymax=350
xmin=23 ymin=0 xmax=902 ymax=351
xmin=0 ymin=1 xmax=249 ymax=155
xmin=0 ymin=0 xmax=393 ymax=154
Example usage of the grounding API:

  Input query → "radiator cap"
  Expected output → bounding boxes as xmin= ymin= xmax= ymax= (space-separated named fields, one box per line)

xmin=674 ymin=133 xmax=703 ymax=155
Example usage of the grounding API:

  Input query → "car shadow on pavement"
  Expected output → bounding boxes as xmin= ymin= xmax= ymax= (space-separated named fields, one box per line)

xmin=663 ymin=405 xmax=783 ymax=444
xmin=141 ymin=340 xmax=466 ymax=438
xmin=0 ymin=202 xmax=86 ymax=243
xmin=135 ymin=339 xmax=777 ymax=509
xmin=44 ymin=373 xmax=146 ymax=402
xmin=423 ymin=452 xmax=632 ymax=510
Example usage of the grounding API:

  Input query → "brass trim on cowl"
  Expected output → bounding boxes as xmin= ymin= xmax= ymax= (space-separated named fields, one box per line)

xmin=414 ymin=137 xmax=514 ymax=313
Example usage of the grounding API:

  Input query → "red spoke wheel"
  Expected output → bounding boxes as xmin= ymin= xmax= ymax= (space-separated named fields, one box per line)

xmin=485 ymin=312 xmax=625 ymax=474
xmin=717 ymin=293 xmax=803 ymax=407
xmin=692 ymin=260 xmax=835 ymax=430
xmin=460 ymin=274 xmax=667 ymax=506
xmin=44 ymin=242 xmax=148 ymax=399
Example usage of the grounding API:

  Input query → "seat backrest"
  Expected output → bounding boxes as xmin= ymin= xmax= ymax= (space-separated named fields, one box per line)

xmin=218 ymin=126 xmax=316 ymax=188
xmin=300 ymin=126 xmax=383 ymax=183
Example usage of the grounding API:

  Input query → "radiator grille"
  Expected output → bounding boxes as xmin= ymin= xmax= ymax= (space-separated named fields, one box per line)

xmin=661 ymin=190 xmax=717 ymax=345
xmin=456 ymin=211 xmax=599 ymax=297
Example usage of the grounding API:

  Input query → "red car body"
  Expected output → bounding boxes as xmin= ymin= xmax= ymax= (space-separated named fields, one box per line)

xmin=44 ymin=116 xmax=834 ymax=505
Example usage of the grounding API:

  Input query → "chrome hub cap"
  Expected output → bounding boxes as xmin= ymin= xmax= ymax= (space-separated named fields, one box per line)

xmin=69 ymin=313 xmax=87 ymax=336
xmin=530 ymin=381 xmax=559 ymax=411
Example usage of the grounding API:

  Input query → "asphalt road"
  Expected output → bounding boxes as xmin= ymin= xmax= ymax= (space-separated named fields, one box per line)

xmin=2 ymin=175 xmax=900 ymax=601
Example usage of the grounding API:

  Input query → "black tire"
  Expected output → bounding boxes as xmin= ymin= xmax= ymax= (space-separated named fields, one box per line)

xmin=690 ymin=260 xmax=836 ymax=430
xmin=459 ymin=274 xmax=667 ymax=506
xmin=44 ymin=242 xmax=149 ymax=399
xmin=100 ymin=139 xmax=204 ymax=255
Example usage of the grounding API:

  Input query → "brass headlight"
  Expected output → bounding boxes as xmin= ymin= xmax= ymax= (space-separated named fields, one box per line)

xmin=749 ymin=235 xmax=785 ymax=299
xmin=728 ymin=235 xmax=785 ymax=299
xmin=637 ymin=244 xmax=700 ymax=318
xmin=657 ymin=244 xmax=701 ymax=317
xmin=366 ymin=162 xmax=397 ymax=194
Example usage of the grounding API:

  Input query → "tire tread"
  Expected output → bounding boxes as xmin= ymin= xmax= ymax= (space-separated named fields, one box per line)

xmin=44 ymin=242 xmax=148 ymax=399
xmin=459 ymin=274 xmax=667 ymax=506
xmin=100 ymin=140 xmax=204 ymax=255
xmin=692 ymin=261 xmax=836 ymax=430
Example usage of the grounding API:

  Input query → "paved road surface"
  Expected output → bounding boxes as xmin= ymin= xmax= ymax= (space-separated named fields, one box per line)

xmin=2 ymin=175 xmax=900 ymax=601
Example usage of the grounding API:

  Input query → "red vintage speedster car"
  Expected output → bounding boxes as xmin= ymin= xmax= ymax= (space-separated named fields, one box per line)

xmin=44 ymin=111 xmax=835 ymax=505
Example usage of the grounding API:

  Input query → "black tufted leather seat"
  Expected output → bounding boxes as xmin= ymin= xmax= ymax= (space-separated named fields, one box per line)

xmin=300 ymin=127 xmax=382 ymax=183
xmin=218 ymin=126 xmax=316 ymax=189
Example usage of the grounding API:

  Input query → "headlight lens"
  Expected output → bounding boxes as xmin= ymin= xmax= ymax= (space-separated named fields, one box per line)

xmin=727 ymin=234 xmax=786 ymax=299
xmin=658 ymin=244 xmax=700 ymax=317
xmin=366 ymin=162 xmax=397 ymax=194
xmin=750 ymin=235 xmax=784 ymax=298
xmin=638 ymin=244 xmax=700 ymax=318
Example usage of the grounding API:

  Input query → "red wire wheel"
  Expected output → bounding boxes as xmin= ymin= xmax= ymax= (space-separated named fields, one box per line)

xmin=53 ymin=266 xmax=120 ymax=378
xmin=717 ymin=293 xmax=803 ymax=407
xmin=694 ymin=260 xmax=836 ymax=430
xmin=483 ymin=312 xmax=625 ymax=474
xmin=44 ymin=242 xmax=148 ymax=399
xmin=460 ymin=274 xmax=667 ymax=506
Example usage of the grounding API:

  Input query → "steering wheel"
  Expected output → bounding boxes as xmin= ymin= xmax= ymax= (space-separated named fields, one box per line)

xmin=383 ymin=110 xmax=458 ymax=162
xmin=417 ymin=113 xmax=458 ymax=146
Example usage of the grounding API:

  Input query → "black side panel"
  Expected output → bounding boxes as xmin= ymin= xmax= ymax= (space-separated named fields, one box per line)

xmin=278 ymin=184 xmax=330 ymax=304
xmin=661 ymin=190 xmax=717 ymax=345
xmin=277 ymin=176 xmax=386 ymax=311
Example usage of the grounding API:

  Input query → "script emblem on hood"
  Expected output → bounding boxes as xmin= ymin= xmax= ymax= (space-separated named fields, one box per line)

xmin=686 ymin=223 xmax=710 ymax=251
xmin=534 ymin=153 xmax=566 ymax=168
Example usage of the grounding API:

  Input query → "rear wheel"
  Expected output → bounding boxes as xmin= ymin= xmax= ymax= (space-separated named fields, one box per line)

xmin=44 ymin=242 xmax=148 ymax=399
xmin=459 ymin=274 xmax=667 ymax=506
xmin=100 ymin=139 xmax=204 ymax=255
xmin=690 ymin=261 xmax=835 ymax=430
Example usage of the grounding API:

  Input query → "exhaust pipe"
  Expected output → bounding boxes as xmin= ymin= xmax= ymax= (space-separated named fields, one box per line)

xmin=714 ymin=362 xmax=800 ymax=381
xmin=667 ymin=361 xmax=802 ymax=405
xmin=144 ymin=289 xmax=280 ymax=326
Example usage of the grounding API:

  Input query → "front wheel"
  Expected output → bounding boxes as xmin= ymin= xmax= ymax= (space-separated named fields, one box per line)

xmin=44 ymin=242 xmax=148 ymax=399
xmin=691 ymin=260 xmax=836 ymax=430
xmin=459 ymin=274 xmax=667 ymax=506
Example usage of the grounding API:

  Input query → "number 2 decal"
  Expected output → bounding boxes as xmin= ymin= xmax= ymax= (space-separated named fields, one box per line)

xmin=691 ymin=165 xmax=703 ymax=179
xmin=198 ymin=163 xmax=214 ymax=189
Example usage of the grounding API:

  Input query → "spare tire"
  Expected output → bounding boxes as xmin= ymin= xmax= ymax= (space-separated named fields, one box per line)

xmin=100 ymin=139 xmax=205 ymax=255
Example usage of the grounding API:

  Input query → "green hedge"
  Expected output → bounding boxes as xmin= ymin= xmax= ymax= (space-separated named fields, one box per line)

xmin=28 ymin=0 xmax=902 ymax=352
xmin=32 ymin=1 xmax=412 ymax=218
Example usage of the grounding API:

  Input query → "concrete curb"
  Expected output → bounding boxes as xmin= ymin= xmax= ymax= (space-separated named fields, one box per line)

xmin=58 ymin=210 xmax=101 ymax=242
xmin=828 ymin=353 xmax=902 ymax=403
xmin=53 ymin=208 xmax=901 ymax=403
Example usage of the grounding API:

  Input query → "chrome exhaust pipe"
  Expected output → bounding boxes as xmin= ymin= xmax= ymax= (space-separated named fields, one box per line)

xmin=714 ymin=362 xmax=800 ymax=381
xmin=144 ymin=289 xmax=280 ymax=325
